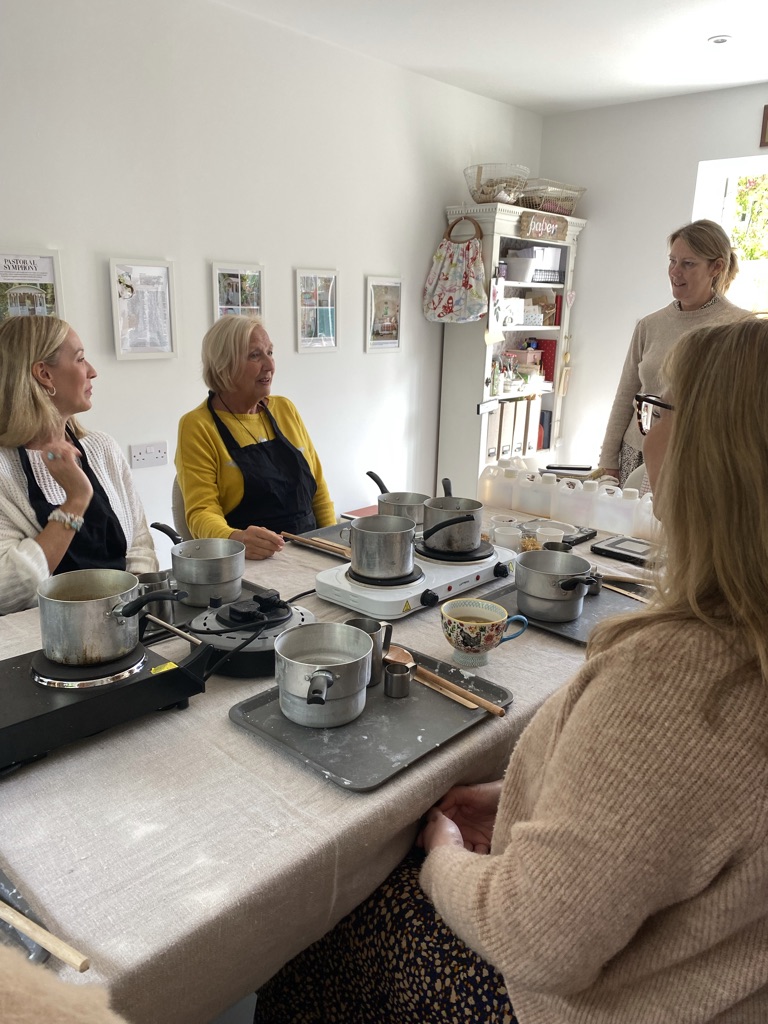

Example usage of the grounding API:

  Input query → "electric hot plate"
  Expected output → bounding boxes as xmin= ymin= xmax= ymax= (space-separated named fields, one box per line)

xmin=0 ymin=644 xmax=208 ymax=775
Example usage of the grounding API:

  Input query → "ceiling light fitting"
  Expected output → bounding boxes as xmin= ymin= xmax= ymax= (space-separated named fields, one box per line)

xmin=707 ymin=34 xmax=731 ymax=45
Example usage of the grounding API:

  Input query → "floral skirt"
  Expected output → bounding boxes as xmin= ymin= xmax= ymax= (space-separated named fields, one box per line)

xmin=255 ymin=850 xmax=518 ymax=1024
xmin=619 ymin=441 xmax=643 ymax=488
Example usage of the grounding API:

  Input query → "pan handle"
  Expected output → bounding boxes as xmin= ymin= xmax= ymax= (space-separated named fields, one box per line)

xmin=117 ymin=589 xmax=189 ymax=618
xmin=442 ymin=477 xmax=453 ymax=497
xmin=422 ymin=514 xmax=474 ymax=542
xmin=558 ymin=576 xmax=598 ymax=592
xmin=366 ymin=471 xmax=389 ymax=494
xmin=150 ymin=521 xmax=184 ymax=545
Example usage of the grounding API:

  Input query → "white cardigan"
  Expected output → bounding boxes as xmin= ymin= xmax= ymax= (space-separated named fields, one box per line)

xmin=0 ymin=431 xmax=158 ymax=614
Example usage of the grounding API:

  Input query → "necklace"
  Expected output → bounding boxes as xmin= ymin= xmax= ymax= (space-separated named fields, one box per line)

xmin=216 ymin=395 xmax=267 ymax=444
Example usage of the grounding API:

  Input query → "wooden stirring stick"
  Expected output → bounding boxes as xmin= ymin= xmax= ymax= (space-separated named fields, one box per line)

xmin=0 ymin=901 xmax=90 ymax=972
xmin=418 ymin=675 xmax=478 ymax=709
xmin=415 ymin=665 xmax=505 ymax=717
xmin=281 ymin=532 xmax=351 ymax=558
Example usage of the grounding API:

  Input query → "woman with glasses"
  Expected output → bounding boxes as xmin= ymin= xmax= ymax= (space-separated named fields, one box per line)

xmin=599 ymin=219 xmax=747 ymax=485
xmin=256 ymin=316 xmax=768 ymax=1024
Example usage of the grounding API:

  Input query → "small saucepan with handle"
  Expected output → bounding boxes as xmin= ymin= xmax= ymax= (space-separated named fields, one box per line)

xmin=514 ymin=549 xmax=598 ymax=623
xmin=37 ymin=568 xmax=188 ymax=665
xmin=151 ymin=523 xmax=246 ymax=607
xmin=340 ymin=513 xmax=475 ymax=579
xmin=366 ymin=471 xmax=432 ymax=526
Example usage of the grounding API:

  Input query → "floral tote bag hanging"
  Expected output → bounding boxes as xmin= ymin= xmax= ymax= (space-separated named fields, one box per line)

xmin=423 ymin=216 xmax=487 ymax=323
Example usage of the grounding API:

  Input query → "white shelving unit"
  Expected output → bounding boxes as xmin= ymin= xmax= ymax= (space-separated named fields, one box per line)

xmin=436 ymin=203 xmax=586 ymax=498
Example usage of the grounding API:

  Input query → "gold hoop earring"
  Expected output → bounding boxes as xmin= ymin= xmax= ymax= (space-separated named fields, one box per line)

xmin=44 ymin=385 xmax=56 ymax=397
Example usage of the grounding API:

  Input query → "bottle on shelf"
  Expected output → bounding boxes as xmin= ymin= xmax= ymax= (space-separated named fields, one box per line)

xmin=490 ymin=361 xmax=501 ymax=397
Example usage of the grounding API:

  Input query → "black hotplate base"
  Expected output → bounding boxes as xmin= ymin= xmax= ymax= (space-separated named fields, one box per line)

xmin=0 ymin=646 xmax=205 ymax=776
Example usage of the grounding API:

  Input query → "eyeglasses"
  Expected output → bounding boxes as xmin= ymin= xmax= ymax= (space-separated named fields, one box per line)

xmin=634 ymin=394 xmax=674 ymax=435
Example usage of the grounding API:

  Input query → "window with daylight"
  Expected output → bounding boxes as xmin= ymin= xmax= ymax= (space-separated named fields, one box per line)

xmin=693 ymin=156 xmax=768 ymax=313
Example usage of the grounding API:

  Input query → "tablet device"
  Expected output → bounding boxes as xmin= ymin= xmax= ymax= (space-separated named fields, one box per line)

xmin=590 ymin=535 xmax=657 ymax=566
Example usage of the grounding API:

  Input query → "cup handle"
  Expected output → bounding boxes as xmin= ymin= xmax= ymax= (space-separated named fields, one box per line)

xmin=500 ymin=614 xmax=528 ymax=642
xmin=380 ymin=620 xmax=393 ymax=655
xmin=339 ymin=526 xmax=350 ymax=545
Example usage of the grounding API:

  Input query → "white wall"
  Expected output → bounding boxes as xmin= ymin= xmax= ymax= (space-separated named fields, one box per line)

xmin=538 ymin=82 xmax=768 ymax=466
xmin=0 ymin=0 xmax=542 ymax=563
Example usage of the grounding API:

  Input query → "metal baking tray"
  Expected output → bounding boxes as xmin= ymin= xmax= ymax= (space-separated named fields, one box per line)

xmin=229 ymin=649 xmax=512 ymax=791
xmin=0 ymin=867 xmax=49 ymax=963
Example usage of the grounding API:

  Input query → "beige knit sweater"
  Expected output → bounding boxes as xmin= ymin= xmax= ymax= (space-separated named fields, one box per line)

xmin=0 ymin=946 xmax=128 ymax=1024
xmin=420 ymin=619 xmax=768 ymax=1023
xmin=600 ymin=298 xmax=748 ymax=467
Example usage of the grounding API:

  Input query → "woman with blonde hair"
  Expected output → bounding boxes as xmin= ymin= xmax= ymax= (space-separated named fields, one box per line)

xmin=0 ymin=315 xmax=157 ymax=614
xmin=176 ymin=314 xmax=335 ymax=560
xmin=600 ymin=218 xmax=748 ymax=484
xmin=257 ymin=317 xmax=768 ymax=1023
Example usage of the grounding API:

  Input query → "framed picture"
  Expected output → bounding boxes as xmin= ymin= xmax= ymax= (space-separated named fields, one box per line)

xmin=366 ymin=276 xmax=401 ymax=352
xmin=212 ymin=261 xmax=264 ymax=321
xmin=0 ymin=249 xmax=63 ymax=321
xmin=296 ymin=269 xmax=337 ymax=352
xmin=761 ymin=105 xmax=768 ymax=148
xmin=110 ymin=258 xmax=176 ymax=360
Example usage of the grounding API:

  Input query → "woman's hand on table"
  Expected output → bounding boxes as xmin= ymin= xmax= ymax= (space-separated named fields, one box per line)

xmin=418 ymin=781 xmax=502 ymax=855
xmin=229 ymin=526 xmax=285 ymax=560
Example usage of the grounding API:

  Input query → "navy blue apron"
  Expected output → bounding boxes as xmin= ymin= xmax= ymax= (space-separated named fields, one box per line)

xmin=207 ymin=394 xmax=317 ymax=534
xmin=19 ymin=428 xmax=128 ymax=574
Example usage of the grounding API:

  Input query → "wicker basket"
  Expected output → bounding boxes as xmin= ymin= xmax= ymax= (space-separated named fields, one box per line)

xmin=464 ymin=163 xmax=529 ymax=204
xmin=518 ymin=178 xmax=585 ymax=217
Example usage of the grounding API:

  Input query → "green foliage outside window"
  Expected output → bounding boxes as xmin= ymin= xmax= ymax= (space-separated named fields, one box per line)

xmin=732 ymin=176 xmax=768 ymax=260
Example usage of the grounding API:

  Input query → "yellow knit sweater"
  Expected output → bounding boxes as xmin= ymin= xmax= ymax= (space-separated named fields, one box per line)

xmin=421 ymin=618 xmax=768 ymax=1023
xmin=175 ymin=396 xmax=336 ymax=539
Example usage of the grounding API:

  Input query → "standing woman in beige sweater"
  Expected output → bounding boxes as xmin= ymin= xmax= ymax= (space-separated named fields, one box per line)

xmin=256 ymin=317 xmax=768 ymax=1024
xmin=599 ymin=219 xmax=747 ymax=484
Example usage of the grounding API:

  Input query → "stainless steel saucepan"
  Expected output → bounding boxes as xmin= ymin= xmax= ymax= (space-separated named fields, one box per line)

xmin=366 ymin=471 xmax=432 ymax=525
xmin=37 ymin=569 xmax=185 ymax=665
xmin=340 ymin=513 xmax=474 ymax=578
xmin=151 ymin=523 xmax=246 ymax=606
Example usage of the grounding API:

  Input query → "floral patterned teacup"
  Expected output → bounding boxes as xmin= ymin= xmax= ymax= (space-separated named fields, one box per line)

xmin=440 ymin=599 xmax=528 ymax=668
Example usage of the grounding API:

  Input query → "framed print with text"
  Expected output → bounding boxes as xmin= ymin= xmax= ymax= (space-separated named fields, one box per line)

xmin=0 ymin=249 xmax=63 ymax=321
xmin=366 ymin=276 xmax=401 ymax=352
xmin=212 ymin=261 xmax=264 ymax=321
xmin=110 ymin=258 xmax=177 ymax=360
xmin=296 ymin=268 xmax=337 ymax=352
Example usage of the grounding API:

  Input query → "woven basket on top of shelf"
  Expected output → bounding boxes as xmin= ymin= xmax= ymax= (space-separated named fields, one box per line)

xmin=464 ymin=163 xmax=529 ymax=204
xmin=518 ymin=178 xmax=585 ymax=217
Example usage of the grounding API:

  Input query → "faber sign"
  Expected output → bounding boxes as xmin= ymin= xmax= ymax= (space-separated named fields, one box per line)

xmin=519 ymin=211 xmax=568 ymax=242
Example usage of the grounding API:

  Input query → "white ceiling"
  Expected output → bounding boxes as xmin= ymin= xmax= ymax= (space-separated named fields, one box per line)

xmin=215 ymin=0 xmax=768 ymax=114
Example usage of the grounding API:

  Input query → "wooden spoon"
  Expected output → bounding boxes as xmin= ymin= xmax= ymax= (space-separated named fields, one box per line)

xmin=384 ymin=645 xmax=505 ymax=717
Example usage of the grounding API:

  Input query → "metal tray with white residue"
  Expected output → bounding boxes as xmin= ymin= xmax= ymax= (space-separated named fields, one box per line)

xmin=0 ymin=868 xmax=50 ymax=963
xmin=229 ymin=649 xmax=512 ymax=791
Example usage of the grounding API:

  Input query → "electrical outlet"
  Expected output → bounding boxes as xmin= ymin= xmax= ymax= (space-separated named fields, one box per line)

xmin=129 ymin=441 xmax=168 ymax=469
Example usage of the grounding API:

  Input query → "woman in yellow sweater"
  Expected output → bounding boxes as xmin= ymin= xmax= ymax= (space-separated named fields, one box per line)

xmin=176 ymin=315 xmax=335 ymax=559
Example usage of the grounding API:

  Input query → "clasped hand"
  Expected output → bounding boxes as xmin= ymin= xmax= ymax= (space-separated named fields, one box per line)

xmin=417 ymin=780 xmax=502 ymax=856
